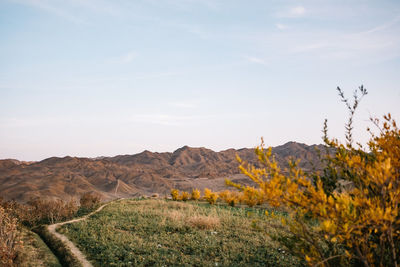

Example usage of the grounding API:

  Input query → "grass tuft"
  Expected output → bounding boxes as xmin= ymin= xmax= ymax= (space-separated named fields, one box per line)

xmin=186 ymin=215 xmax=220 ymax=230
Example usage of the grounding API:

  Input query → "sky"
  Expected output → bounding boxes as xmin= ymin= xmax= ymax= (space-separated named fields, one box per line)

xmin=1 ymin=0 xmax=400 ymax=161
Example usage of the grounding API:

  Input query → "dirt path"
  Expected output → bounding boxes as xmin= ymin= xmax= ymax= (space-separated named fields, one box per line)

xmin=115 ymin=179 xmax=120 ymax=196
xmin=47 ymin=203 xmax=109 ymax=267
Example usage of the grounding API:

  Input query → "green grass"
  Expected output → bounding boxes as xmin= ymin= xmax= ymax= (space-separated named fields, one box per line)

xmin=58 ymin=199 xmax=303 ymax=266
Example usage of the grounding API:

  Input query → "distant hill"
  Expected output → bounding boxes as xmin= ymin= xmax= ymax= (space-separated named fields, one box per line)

xmin=0 ymin=142 xmax=326 ymax=202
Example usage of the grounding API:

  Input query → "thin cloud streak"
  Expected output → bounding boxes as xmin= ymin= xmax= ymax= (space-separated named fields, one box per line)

xmin=287 ymin=16 xmax=400 ymax=58
xmin=243 ymin=56 xmax=268 ymax=66
xmin=110 ymin=51 xmax=137 ymax=64
xmin=277 ymin=6 xmax=306 ymax=18
xmin=276 ymin=23 xmax=288 ymax=30
xmin=145 ymin=0 xmax=220 ymax=11
xmin=10 ymin=0 xmax=86 ymax=24
xmin=289 ymin=6 xmax=306 ymax=16
xmin=168 ymin=102 xmax=197 ymax=109
xmin=131 ymin=114 xmax=195 ymax=126
xmin=359 ymin=14 xmax=400 ymax=35
xmin=130 ymin=112 xmax=251 ymax=126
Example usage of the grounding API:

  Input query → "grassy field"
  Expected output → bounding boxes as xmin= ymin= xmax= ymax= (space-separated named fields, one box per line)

xmin=58 ymin=199 xmax=303 ymax=266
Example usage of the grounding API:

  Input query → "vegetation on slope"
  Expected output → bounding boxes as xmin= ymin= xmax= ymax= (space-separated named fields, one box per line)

xmin=0 ymin=205 xmax=61 ymax=267
xmin=0 ymin=192 xmax=101 ymax=266
xmin=59 ymin=199 xmax=303 ymax=266
xmin=14 ymin=228 xmax=61 ymax=267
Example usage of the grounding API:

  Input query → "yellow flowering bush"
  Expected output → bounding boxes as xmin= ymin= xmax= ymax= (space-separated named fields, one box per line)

xmin=218 ymin=190 xmax=240 ymax=207
xmin=204 ymin=188 xmax=218 ymax=204
xmin=180 ymin=191 xmax=190 ymax=201
xmin=171 ymin=189 xmax=179 ymax=201
xmin=191 ymin=189 xmax=201 ymax=201
xmin=227 ymin=86 xmax=400 ymax=266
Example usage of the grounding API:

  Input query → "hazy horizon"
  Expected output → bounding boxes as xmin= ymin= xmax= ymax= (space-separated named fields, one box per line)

xmin=1 ymin=0 xmax=400 ymax=161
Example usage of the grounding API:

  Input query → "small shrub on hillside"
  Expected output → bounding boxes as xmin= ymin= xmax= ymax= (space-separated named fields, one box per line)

xmin=170 ymin=189 xmax=179 ymax=201
xmin=0 ymin=206 xmax=21 ymax=266
xmin=219 ymin=190 xmax=240 ymax=207
xmin=180 ymin=191 xmax=190 ymax=201
xmin=204 ymin=188 xmax=218 ymax=204
xmin=80 ymin=192 xmax=101 ymax=211
xmin=0 ymin=199 xmax=25 ymax=223
xmin=191 ymin=189 xmax=201 ymax=201
xmin=1 ymin=197 xmax=78 ymax=226
xmin=242 ymin=186 xmax=263 ymax=207
xmin=25 ymin=198 xmax=78 ymax=225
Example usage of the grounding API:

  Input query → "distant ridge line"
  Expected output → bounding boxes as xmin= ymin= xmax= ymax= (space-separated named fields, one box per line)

xmin=0 ymin=142 xmax=326 ymax=203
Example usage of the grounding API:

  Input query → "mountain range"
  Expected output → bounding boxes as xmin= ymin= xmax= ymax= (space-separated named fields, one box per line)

xmin=0 ymin=142 xmax=325 ymax=202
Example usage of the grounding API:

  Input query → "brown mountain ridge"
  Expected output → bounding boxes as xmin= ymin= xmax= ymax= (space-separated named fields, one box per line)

xmin=0 ymin=142 xmax=325 ymax=202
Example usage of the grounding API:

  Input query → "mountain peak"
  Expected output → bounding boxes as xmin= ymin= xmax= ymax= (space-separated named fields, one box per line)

xmin=173 ymin=145 xmax=191 ymax=153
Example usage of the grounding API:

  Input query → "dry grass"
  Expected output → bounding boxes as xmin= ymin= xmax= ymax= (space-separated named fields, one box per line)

xmin=163 ymin=201 xmax=220 ymax=229
xmin=186 ymin=215 xmax=220 ymax=229
xmin=165 ymin=209 xmax=184 ymax=221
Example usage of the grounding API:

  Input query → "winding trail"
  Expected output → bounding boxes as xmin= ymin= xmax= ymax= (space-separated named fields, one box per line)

xmin=47 ymin=203 xmax=109 ymax=267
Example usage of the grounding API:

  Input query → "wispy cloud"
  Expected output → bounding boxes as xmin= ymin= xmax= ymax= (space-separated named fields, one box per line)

xmin=243 ymin=56 xmax=268 ymax=66
xmin=9 ymin=0 xmax=126 ymax=23
xmin=359 ymin=14 xmax=400 ymax=35
xmin=276 ymin=23 xmax=288 ymax=30
xmin=0 ymin=117 xmax=93 ymax=128
xmin=111 ymin=51 xmax=137 ymax=64
xmin=131 ymin=114 xmax=197 ymax=126
xmin=176 ymin=23 xmax=210 ymax=39
xmin=277 ymin=6 xmax=306 ymax=18
xmin=10 ymin=0 xmax=85 ymax=24
xmin=290 ymin=6 xmax=306 ymax=16
xmin=291 ymin=36 xmax=397 ymax=61
xmin=168 ymin=102 xmax=197 ymax=109
xmin=289 ymin=14 xmax=400 ymax=61
xmin=145 ymin=0 xmax=220 ymax=11
xmin=130 ymin=112 xmax=248 ymax=126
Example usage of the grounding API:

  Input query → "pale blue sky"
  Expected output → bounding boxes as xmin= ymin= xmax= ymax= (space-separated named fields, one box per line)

xmin=1 ymin=0 xmax=400 ymax=160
